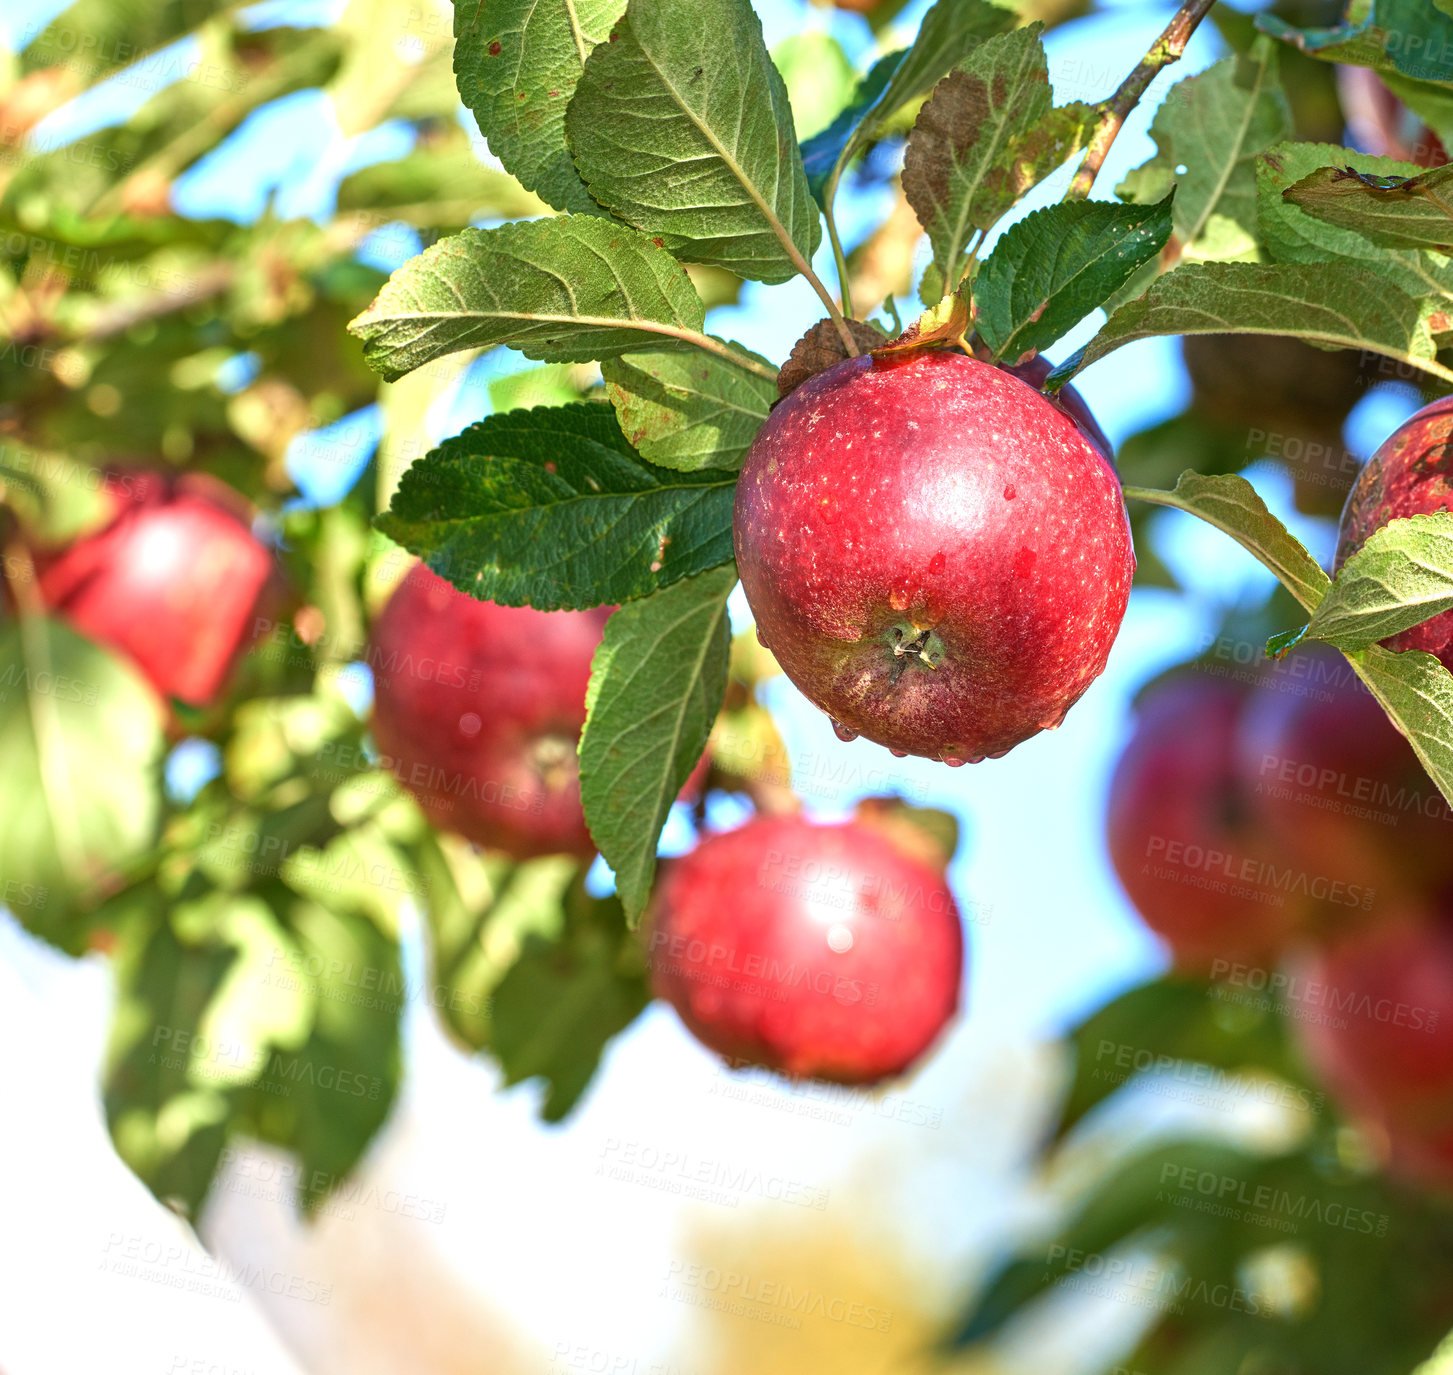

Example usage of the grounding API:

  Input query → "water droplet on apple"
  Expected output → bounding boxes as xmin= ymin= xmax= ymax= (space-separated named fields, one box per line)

xmin=754 ymin=625 xmax=768 ymax=647
xmin=817 ymin=498 xmax=837 ymax=524
xmin=943 ymin=754 xmax=967 ymax=767
xmin=889 ymin=747 xmax=907 ymax=758
xmin=459 ymin=712 xmax=482 ymax=737
xmin=826 ymin=924 xmax=854 ymax=953
xmin=928 ymin=551 xmax=946 ymax=574
xmin=1003 ymin=483 xmax=1017 ymax=500
xmin=987 ymin=746 xmax=1010 ymax=759
xmin=830 ymin=719 xmax=858 ymax=742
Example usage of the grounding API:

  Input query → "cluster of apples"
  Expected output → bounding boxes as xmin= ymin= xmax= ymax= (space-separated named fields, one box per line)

xmin=366 ymin=345 xmax=1141 ymax=1087
xmin=1108 ymin=396 xmax=1453 ymax=1188
xmin=368 ymin=561 xmax=963 ymax=1086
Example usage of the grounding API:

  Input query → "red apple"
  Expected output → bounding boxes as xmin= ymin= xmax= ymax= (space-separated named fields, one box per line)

xmin=999 ymin=352 xmax=1115 ymax=464
xmin=35 ymin=469 xmax=274 ymax=706
xmin=369 ymin=564 xmax=614 ymax=858
xmin=734 ymin=349 xmax=1134 ymax=763
xmin=645 ymin=813 xmax=962 ymax=1083
xmin=1106 ymin=670 xmax=1306 ymax=969
xmin=1337 ymin=395 xmax=1453 ymax=671
xmin=1237 ymin=644 xmax=1453 ymax=907
xmin=1293 ymin=908 xmax=1453 ymax=1189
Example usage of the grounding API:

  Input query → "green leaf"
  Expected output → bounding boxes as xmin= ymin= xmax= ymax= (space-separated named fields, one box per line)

xmin=1049 ymin=261 xmax=1445 ymax=391
xmin=801 ymin=0 xmax=1017 ymax=206
xmin=239 ymin=900 xmax=403 ymax=1213
xmin=18 ymin=0 xmax=234 ymax=81
xmin=376 ymin=402 xmax=737 ymax=609
xmin=1387 ymin=69 xmax=1453 ymax=153
xmin=579 ymin=564 xmax=734 ymax=922
xmin=800 ymin=49 xmax=906 ymax=203
xmin=0 ymin=446 xmax=111 ymax=545
xmin=1257 ymin=1 xmax=1453 ymax=89
xmin=334 ymin=145 xmax=549 ymax=228
xmin=565 ymin=0 xmax=819 ymax=284
xmin=347 ymin=216 xmax=711 ymax=383
xmin=770 ymin=31 xmax=858 ymax=141
xmin=1349 ymin=644 xmax=1453 ymax=816
xmin=902 ymin=25 xmax=1091 ymax=299
xmin=1416 ymin=1330 xmax=1453 ymax=1375
xmin=1052 ymin=975 xmax=1301 ymax=1142
xmin=601 ymin=342 xmax=776 ymax=472
xmin=1283 ymin=163 xmax=1453 ymax=250
xmin=1120 ymin=470 xmax=1331 ymax=613
xmin=1117 ymin=40 xmax=1292 ymax=265
xmin=1255 ymin=142 xmax=1453 ymax=307
xmin=104 ymin=906 xmax=238 ymax=1218
xmin=189 ymin=895 xmax=316 ymax=1087
xmin=490 ymin=883 xmax=650 ymax=1119
xmin=452 ymin=0 xmax=626 ymax=214
xmin=418 ymin=843 xmax=579 ymax=1052
xmin=973 ymin=195 xmax=1174 ymax=363
xmin=0 ymin=617 xmax=164 ymax=948
xmin=1307 ymin=514 xmax=1453 ymax=650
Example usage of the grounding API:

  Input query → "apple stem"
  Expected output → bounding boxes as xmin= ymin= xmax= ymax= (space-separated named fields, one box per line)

xmin=826 ymin=210 xmax=857 ymax=321
xmin=954 ymin=229 xmax=985 ymax=292
xmin=806 ymin=265 xmax=863 ymax=356
xmin=1064 ymin=0 xmax=1219 ymax=203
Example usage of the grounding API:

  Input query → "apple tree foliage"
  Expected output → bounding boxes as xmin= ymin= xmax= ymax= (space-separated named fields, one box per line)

xmin=8 ymin=0 xmax=1453 ymax=1364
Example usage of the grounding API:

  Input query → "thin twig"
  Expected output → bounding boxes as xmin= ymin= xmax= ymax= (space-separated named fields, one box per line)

xmin=953 ymin=228 xmax=985 ymax=292
xmin=826 ymin=207 xmax=856 ymax=320
xmin=1065 ymin=0 xmax=1218 ymax=202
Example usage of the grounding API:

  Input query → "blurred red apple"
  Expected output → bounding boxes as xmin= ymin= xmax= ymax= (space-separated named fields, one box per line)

xmin=35 ymin=469 xmax=274 ymax=706
xmin=1238 ymin=644 xmax=1453 ymax=909
xmin=369 ymin=564 xmax=613 ymax=858
xmin=735 ymin=349 xmax=1134 ymax=764
xmin=1338 ymin=65 xmax=1450 ymax=168
xmin=1106 ymin=670 xmax=1307 ymax=969
xmin=646 ymin=812 xmax=962 ymax=1083
xmin=1293 ymin=908 xmax=1453 ymax=1189
xmin=1337 ymin=394 xmax=1453 ymax=671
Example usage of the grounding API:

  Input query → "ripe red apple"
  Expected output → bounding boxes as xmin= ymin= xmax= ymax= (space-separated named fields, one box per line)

xmin=734 ymin=348 xmax=1134 ymax=763
xmin=1337 ymin=395 xmax=1453 ymax=671
xmin=999 ymin=353 xmax=1114 ymax=463
xmin=35 ymin=469 xmax=274 ymax=706
xmin=1237 ymin=644 xmax=1453 ymax=907
xmin=369 ymin=564 xmax=614 ymax=858
xmin=645 ymin=813 xmax=962 ymax=1083
xmin=1106 ymin=670 xmax=1306 ymax=969
xmin=1293 ymin=908 xmax=1453 ymax=1189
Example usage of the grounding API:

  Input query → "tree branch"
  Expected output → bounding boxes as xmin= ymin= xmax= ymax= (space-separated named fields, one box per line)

xmin=1065 ymin=0 xmax=1218 ymax=202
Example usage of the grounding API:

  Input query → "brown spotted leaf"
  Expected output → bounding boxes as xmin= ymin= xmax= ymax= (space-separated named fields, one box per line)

xmin=777 ymin=318 xmax=887 ymax=398
xmin=903 ymin=24 xmax=1092 ymax=303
